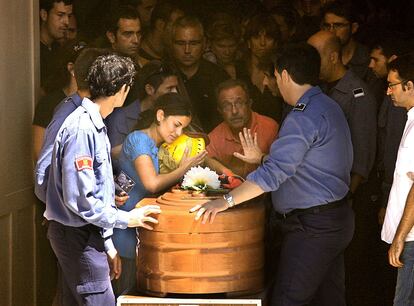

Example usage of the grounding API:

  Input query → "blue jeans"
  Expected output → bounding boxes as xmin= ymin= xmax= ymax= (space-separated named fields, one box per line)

xmin=394 ymin=241 xmax=414 ymax=306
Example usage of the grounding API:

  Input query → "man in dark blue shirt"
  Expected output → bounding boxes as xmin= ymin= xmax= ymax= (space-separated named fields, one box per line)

xmin=191 ymin=44 xmax=354 ymax=306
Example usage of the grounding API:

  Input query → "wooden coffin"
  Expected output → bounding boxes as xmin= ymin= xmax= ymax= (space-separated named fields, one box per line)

xmin=136 ymin=190 xmax=265 ymax=296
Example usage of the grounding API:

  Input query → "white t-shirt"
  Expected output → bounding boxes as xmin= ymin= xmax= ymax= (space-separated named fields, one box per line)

xmin=382 ymin=107 xmax=414 ymax=244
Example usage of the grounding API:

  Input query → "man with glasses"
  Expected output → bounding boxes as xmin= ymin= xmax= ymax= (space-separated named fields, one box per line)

xmin=370 ymin=33 xmax=408 ymax=223
xmin=382 ymin=53 xmax=414 ymax=306
xmin=206 ymin=79 xmax=278 ymax=178
xmin=320 ymin=1 xmax=371 ymax=81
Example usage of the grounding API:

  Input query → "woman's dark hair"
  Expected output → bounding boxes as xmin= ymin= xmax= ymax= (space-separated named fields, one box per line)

xmin=135 ymin=92 xmax=192 ymax=130
xmin=87 ymin=54 xmax=136 ymax=100
xmin=43 ymin=40 xmax=87 ymax=93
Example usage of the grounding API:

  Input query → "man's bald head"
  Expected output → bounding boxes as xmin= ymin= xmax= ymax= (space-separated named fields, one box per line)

xmin=308 ymin=31 xmax=341 ymax=58
xmin=307 ymin=30 xmax=344 ymax=81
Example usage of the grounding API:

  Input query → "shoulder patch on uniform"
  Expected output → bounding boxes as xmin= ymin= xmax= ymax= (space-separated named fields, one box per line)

xmin=75 ymin=156 xmax=93 ymax=171
xmin=293 ymin=103 xmax=307 ymax=111
xmin=353 ymin=88 xmax=365 ymax=98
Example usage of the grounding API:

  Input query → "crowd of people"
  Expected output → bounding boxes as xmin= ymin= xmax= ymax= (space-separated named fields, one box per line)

xmin=33 ymin=0 xmax=414 ymax=305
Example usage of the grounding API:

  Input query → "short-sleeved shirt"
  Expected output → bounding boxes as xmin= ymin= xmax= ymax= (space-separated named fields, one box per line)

xmin=326 ymin=69 xmax=377 ymax=179
xmin=207 ymin=112 xmax=279 ymax=178
xmin=179 ymin=59 xmax=230 ymax=133
xmin=247 ymin=86 xmax=353 ymax=214
xmin=33 ymin=90 xmax=66 ymax=128
xmin=37 ymin=97 xmax=129 ymax=237
xmin=382 ymin=107 xmax=414 ymax=243
xmin=113 ymin=131 xmax=159 ymax=258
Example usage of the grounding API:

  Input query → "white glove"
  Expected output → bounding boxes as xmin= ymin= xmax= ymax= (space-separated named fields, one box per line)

xmin=127 ymin=205 xmax=161 ymax=230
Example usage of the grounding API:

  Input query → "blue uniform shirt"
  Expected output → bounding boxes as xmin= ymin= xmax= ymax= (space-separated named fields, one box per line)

xmin=247 ymin=86 xmax=353 ymax=214
xmin=36 ymin=98 xmax=129 ymax=242
xmin=35 ymin=93 xmax=82 ymax=203
xmin=105 ymin=100 xmax=141 ymax=147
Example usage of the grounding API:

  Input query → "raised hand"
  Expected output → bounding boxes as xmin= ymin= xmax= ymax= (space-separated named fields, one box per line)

xmin=233 ymin=128 xmax=264 ymax=164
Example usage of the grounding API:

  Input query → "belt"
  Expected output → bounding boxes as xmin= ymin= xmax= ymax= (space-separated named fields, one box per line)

xmin=275 ymin=197 xmax=347 ymax=219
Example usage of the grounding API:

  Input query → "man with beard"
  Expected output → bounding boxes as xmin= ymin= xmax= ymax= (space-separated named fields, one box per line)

xmin=382 ymin=53 xmax=414 ymax=306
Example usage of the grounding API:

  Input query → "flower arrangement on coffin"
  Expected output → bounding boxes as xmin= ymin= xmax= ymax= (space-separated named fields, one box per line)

xmin=181 ymin=166 xmax=221 ymax=191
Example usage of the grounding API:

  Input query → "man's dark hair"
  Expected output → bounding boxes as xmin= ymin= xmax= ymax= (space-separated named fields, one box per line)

xmin=171 ymin=16 xmax=204 ymax=39
xmin=274 ymin=43 xmax=320 ymax=86
xmin=244 ymin=13 xmax=281 ymax=43
xmin=74 ymin=48 xmax=112 ymax=90
xmin=388 ymin=52 xmax=414 ymax=84
xmin=40 ymin=0 xmax=73 ymax=13
xmin=321 ymin=1 xmax=357 ymax=23
xmin=150 ymin=1 xmax=182 ymax=28
xmin=215 ymin=79 xmax=250 ymax=103
xmin=105 ymin=5 xmax=140 ymax=34
xmin=369 ymin=31 xmax=408 ymax=59
xmin=87 ymin=54 xmax=136 ymax=99
xmin=137 ymin=60 xmax=177 ymax=99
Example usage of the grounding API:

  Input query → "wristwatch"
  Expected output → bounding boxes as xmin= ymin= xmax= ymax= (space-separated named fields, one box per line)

xmin=223 ymin=193 xmax=236 ymax=208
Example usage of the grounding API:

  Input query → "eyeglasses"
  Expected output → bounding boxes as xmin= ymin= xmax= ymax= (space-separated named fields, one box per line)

xmin=221 ymin=100 xmax=247 ymax=112
xmin=321 ymin=22 xmax=350 ymax=31
xmin=388 ymin=80 xmax=406 ymax=90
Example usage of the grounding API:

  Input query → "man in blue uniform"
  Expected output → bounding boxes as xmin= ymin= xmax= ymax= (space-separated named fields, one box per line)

xmin=35 ymin=54 xmax=161 ymax=306
xmin=191 ymin=44 xmax=355 ymax=306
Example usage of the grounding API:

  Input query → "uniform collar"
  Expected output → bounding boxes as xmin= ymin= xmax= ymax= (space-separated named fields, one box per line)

xmin=331 ymin=70 xmax=356 ymax=94
xmin=81 ymin=97 xmax=105 ymax=130
xmin=295 ymin=86 xmax=322 ymax=107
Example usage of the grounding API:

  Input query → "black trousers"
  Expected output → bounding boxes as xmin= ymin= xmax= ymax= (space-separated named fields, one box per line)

xmin=271 ymin=200 xmax=355 ymax=306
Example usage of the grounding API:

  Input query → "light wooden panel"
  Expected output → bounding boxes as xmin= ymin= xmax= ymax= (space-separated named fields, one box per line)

xmin=0 ymin=0 xmax=40 ymax=305
xmin=0 ymin=215 xmax=12 ymax=305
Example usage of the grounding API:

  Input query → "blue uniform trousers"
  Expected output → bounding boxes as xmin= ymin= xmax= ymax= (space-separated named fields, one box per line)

xmin=271 ymin=200 xmax=355 ymax=306
xmin=47 ymin=221 xmax=115 ymax=306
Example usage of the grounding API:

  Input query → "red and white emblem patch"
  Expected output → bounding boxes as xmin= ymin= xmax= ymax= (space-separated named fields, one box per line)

xmin=75 ymin=156 xmax=93 ymax=171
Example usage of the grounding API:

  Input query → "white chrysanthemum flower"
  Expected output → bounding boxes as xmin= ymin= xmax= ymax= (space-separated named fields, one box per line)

xmin=182 ymin=166 xmax=221 ymax=190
